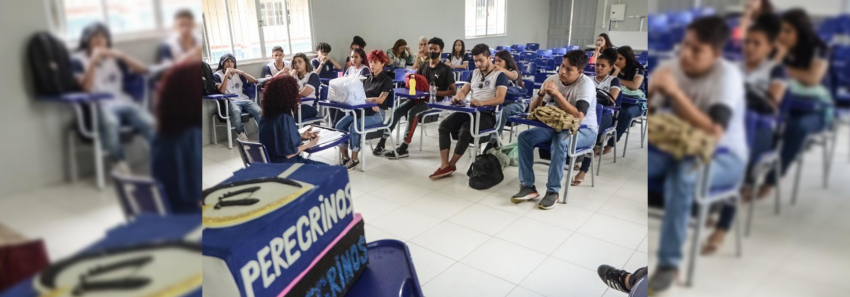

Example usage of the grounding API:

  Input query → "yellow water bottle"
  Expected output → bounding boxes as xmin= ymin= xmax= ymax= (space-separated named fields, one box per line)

xmin=409 ymin=75 xmax=416 ymax=95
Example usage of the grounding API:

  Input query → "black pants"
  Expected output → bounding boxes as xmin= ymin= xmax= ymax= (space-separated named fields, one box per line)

xmin=438 ymin=112 xmax=496 ymax=156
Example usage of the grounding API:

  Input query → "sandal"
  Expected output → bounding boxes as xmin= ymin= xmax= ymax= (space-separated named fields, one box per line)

xmin=571 ymin=173 xmax=585 ymax=186
xmin=701 ymin=230 xmax=726 ymax=255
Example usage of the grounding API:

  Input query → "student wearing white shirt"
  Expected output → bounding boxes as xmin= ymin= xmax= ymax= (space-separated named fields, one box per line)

xmin=510 ymin=50 xmax=598 ymax=210
xmin=289 ymin=53 xmax=320 ymax=119
xmin=429 ymin=44 xmax=507 ymax=180
xmin=445 ymin=39 xmax=469 ymax=70
xmin=156 ymin=10 xmax=201 ymax=68
xmin=71 ymin=23 xmax=154 ymax=175
xmin=263 ymin=46 xmax=291 ymax=78
xmin=212 ymin=54 xmax=261 ymax=141
xmin=645 ymin=17 xmax=747 ymax=294
xmin=344 ymin=48 xmax=371 ymax=77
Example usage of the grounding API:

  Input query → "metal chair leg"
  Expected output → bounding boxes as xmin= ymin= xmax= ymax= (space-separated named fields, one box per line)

xmin=746 ymin=177 xmax=759 ymax=237
xmin=686 ymin=204 xmax=708 ymax=287
xmin=590 ymin=151 xmax=595 ymax=187
xmin=791 ymin=153 xmax=803 ymax=205
xmin=94 ymin=137 xmax=105 ymax=190
xmin=622 ymin=124 xmax=631 ymax=158
xmin=226 ymin=118 xmax=233 ymax=149
xmin=563 ymin=158 xmax=576 ymax=204
xmin=211 ymin=116 xmax=218 ymax=146
xmin=68 ymin=131 xmax=78 ymax=183
xmin=613 ymin=133 xmax=618 ymax=163
xmin=420 ymin=124 xmax=424 ymax=151
xmin=774 ymin=158 xmax=782 ymax=215
xmin=641 ymin=118 xmax=647 ymax=148
xmin=734 ymin=194 xmax=743 ymax=257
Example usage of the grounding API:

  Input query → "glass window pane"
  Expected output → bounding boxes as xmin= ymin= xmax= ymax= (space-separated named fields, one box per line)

xmin=202 ymin=0 xmax=232 ymax=64
xmin=260 ymin=0 xmax=290 ymax=56
xmin=161 ymin=0 xmax=203 ymax=28
xmin=227 ymin=0 xmax=262 ymax=60
xmin=287 ymin=0 xmax=313 ymax=54
xmin=104 ymin=0 xmax=156 ymax=34
xmin=465 ymin=0 xmax=475 ymax=38
xmin=62 ymin=0 xmax=105 ymax=39
xmin=475 ymin=0 xmax=486 ymax=36
xmin=487 ymin=0 xmax=505 ymax=35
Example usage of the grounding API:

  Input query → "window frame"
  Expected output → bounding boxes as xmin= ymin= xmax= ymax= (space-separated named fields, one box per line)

xmin=48 ymin=0 xmax=176 ymax=44
xmin=465 ymin=0 xmax=508 ymax=39
xmin=201 ymin=0 xmax=315 ymax=65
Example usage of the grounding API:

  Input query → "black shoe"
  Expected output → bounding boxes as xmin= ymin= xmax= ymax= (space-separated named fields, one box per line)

xmin=340 ymin=157 xmax=351 ymax=166
xmin=648 ymin=266 xmax=677 ymax=295
xmin=385 ymin=145 xmax=409 ymax=160
xmin=597 ymin=265 xmax=631 ymax=293
xmin=372 ymin=139 xmax=387 ymax=156
xmin=538 ymin=191 xmax=559 ymax=210
xmin=510 ymin=185 xmax=539 ymax=203
xmin=344 ymin=159 xmax=360 ymax=170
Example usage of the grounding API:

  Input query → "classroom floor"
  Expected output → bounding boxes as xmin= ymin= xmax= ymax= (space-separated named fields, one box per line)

xmin=647 ymin=124 xmax=850 ymax=297
xmin=203 ymin=123 xmax=650 ymax=297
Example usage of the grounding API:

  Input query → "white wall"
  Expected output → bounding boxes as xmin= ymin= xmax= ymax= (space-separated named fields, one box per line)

xmin=0 ymin=0 xmax=166 ymax=197
xmin=594 ymin=0 xmax=649 ymax=51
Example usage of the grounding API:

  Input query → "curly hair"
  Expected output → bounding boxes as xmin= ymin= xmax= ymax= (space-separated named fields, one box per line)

xmin=315 ymin=42 xmax=331 ymax=54
xmin=367 ymin=50 xmax=387 ymax=65
xmin=261 ymin=75 xmax=301 ymax=119
xmin=157 ymin=61 xmax=201 ymax=136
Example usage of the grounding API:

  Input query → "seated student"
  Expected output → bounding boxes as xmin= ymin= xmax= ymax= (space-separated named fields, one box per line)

xmin=572 ymin=48 xmax=621 ymax=186
xmin=312 ymin=42 xmax=342 ymax=79
xmin=387 ymin=39 xmax=414 ymax=69
xmin=263 ymin=46 xmax=290 ymax=78
xmin=336 ymin=50 xmax=393 ymax=169
xmin=151 ymin=61 xmax=202 ymax=214
xmin=645 ymin=17 xmax=747 ymax=293
xmin=591 ymin=33 xmax=615 ymax=65
xmin=380 ymin=37 xmax=457 ymax=159
xmin=344 ymin=48 xmax=371 ymax=77
xmin=602 ymin=46 xmax=646 ymax=155
xmin=429 ymin=44 xmax=506 ymax=180
xmin=412 ymin=36 xmax=430 ymax=71
xmin=704 ymin=13 xmax=786 ymax=255
xmin=71 ymin=23 xmax=154 ymax=175
xmin=157 ymin=9 xmax=201 ymax=67
xmin=213 ymin=53 xmax=261 ymax=141
xmin=290 ymin=53 xmax=320 ymax=120
xmin=492 ymin=50 xmax=527 ymax=140
xmin=446 ymin=39 xmax=470 ymax=70
xmin=509 ymin=50 xmax=598 ymax=210
xmin=258 ymin=76 xmax=325 ymax=165
xmin=758 ymin=8 xmax=831 ymax=199
xmin=344 ymin=36 xmax=367 ymax=67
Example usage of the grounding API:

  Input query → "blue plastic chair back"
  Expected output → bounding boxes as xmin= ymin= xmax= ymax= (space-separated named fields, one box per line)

xmin=512 ymin=53 xmax=520 ymax=62
xmin=534 ymin=58 xmax=549 ymax=68
xmin=523 ymin=79 xmax=534 ymax=98
xmin=460 ymin=70 xmax=472 ymax=82
xmin=526 ymin=43 xmax=540 ymax=51
xmin=512 ymin=44 xmax=526 ymax=52
xmin=242 ymin=82 xmax=257 ymax=99
xmin=320 ymin=84 xmax=328 ymax=100
xmin=744 ymin=110 xmax=759 ymax=149
xmin=537 ymin=49 xmax=553 ymax=59
xmin=111 ymin=173 xmax=171 ymax=219
xmin=522 ymin=63 xmax=537 ymax=76
xmin=521 ymin=52 xmax=536 ymax=61
xmin=553 ymin=56 xmax=563 ymax=68
xmin=596 ymin=103 xmax=603 ymax=127
xmin=552 ymin=48 xmax=567 ymax=56
xmin=440 ymin=53 xmax=450 ymax=60
xmin=123 ymin=73 xmax=146 ymax=102
xmin=236 ymin=139 xmax=271 ymax=166
xmin=496 ymin=45 xmax=508 ymax=51
xmin=534 ymin=72 xmax=549 ymax=84
xmin=394 ymin=69 xmax=410 ymax=82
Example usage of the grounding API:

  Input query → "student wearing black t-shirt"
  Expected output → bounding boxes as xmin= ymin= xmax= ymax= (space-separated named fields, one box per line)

xmin=335 ymin=50 xmax=393 ymax=170
xmin=603 ymin=46 xmax=646 ymax=155
xmin=378 ymin=37 xmax=457 ymax=159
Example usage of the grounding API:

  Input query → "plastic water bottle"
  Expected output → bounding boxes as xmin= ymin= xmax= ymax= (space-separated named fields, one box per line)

xmin=409 ymin=75 xmax=416 ymax=95
xmin=429 ymin=83 xmax=437 ymax=103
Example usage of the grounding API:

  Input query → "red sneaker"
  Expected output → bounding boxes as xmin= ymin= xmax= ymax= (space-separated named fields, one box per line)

xmin=429 ymin=165 xmax=456 ymax=180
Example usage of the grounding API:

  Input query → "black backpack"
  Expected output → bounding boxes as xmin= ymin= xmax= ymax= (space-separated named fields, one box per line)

xmin=202 ymin=62 xmax=219 ymax=95
xmin=467 ymin=153 xmax=504 ymax=190
xmin=27 ymin=32 xmax=80 ymax=96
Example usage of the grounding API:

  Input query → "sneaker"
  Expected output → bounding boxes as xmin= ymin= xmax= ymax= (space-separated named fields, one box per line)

xmin=648 ymin=266 xmax=677 ymax=295
xmin=429 ymin=165 xmax=456 ymax=180
xmin=344 ymin=159 xmax=360 ymax=170
xmin=538 ymin=191 xmax=559 ymax=210
xmin=510 ymin=185 xmax=540 ymax=203
xmin=340 ymin=157 xmax=351 ymax=166
xmin=597 ymin=265 xmax=631 ymax=293
xmin=112 ymin=161 xmax=132 ymax=176
xmin=385 ymin=144 xmax=409 ymax=159
xmin=372 ymin=139 xmax=387 ymax=156
xmin=237 ymin=132 xmax=249 ymax=141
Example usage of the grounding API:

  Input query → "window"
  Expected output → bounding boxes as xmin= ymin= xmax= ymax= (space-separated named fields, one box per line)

xmin=201 ymin=0 xmax=313 ymax=64
xmin=465 ymin=0 xmax=506 ymax=38
xmin=51 ymin=0 xmax=200 ymax=40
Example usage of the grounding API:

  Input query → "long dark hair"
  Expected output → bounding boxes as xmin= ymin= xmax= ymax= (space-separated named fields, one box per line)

xmin=157 ymin=61 xmax=201 ymax=136
xmin=261 ymin=75 xmax=301 ymax=119
xmin=598 ymin=33 xmax=614 ymax=49
xmin=451 ymin=39 xmax=466 ymax=59
xmin=292 ymin=53 xmax=312 ymax=73
xmin=781 ymin=8 xmax=826 ymax=69
xmin=617 ymin=46 xmax=644 ymax=81
xmin=349 ymin=48 xmax=368 ymax=67
xmin=392 ymin=39 xmax=408 ymax=58
xmin=78 ymin=22 xmax=112 ymax=53
xmin=495 ymin=50 xmax=523 ymax=88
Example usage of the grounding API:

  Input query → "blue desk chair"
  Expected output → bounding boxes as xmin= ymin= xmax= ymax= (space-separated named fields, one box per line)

xmin=553 ymin=56 xmax=563 ymax=69
xmin=511 ymin=44 xmax=526 ymax=53
xmin=780 ymin=95 xmax=836 ymax=206
xmin=496 ymin=45 xmax=509 ymax=51
xmin=235 ymin=138 xmax=270 ymax=167
xmin=317 ymin=99 xmax=400 ymax=172
xmin=440 ymin=53 xmax=450 ymax=60
xmin=521 ymin=62 xmax=538 ymax=78
xmin=502 ymin=81 xmax=535 ymax=143
xmin=742 ymin=110 xmax=784 ymax=237
xmin=526 ymin=43 xmax=540 ymax=52
xmin=552 ymin=48 xmax=567 ymax=56
xmin=207 ymin=82 xmax=260 ymax=149
xmin=426 ymin=101 xmax=504 ymax=158
xmin=520 ymin=51 xmax=536 ymax=62
xmin=565 ymin=45 xmax=580 ymax=52
xmin=533 ymin=72 xmax=548 ymax=89
xmin=620 ymin=94 xmax=648 ymax=158
xmin=111 ymin=171 xmax=171 ymax=220
xmin=595 ymin=92 xmax=624 ymax=175
xmin=537 ymin=49 xmax=553 ymax=59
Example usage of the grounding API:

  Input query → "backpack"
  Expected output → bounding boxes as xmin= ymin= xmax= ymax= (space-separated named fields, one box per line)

xmin=27 ymin=32 xmax=80 ymax=96
xmin=467 ymin=152 xmax=504 ymax=190
xmin=202 ymin=62 xmax=219 ymax=95
xmin=596 ymin=89 xmax=616 ymax=106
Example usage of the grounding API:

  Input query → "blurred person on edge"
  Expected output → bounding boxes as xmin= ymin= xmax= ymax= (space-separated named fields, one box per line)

xmin=151 ymin=61 xmax=202 ymax=214
xmin=645 ymin=16 xmax=748 ymax=294
xmin=157 ymin=9 xmax=201 ymax=68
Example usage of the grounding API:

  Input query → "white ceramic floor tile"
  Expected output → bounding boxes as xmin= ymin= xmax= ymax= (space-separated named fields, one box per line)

xmin=405 ymin=191 xmax=474 ymax=220
xmin=437 ymin=177 xmax=499 ymax=202
xmin=520 ymin=257 xmax=609 ymax=297
xmin=406 ymin=242 xmax=456 ymax=285
xmin=506 ymin=286 xmax=546 ymax=297
xmin=364 ymin=223 xmax=404 ymax=242
xmin=369 ymin=180 xmax=434 ymax=205
xmin=596 ymin=196 xmax=649 ymax=225
xmin=367 ymin=207 xmax=441 ymax=241
xmin=422 ymin=263 xmax=516 ymax=297
xmin=577 ymin=213 xmax=647 ymax=250
xmin=410 ymin=221 xmax=491 ymax=261
xmin=551 ymin=233 xmax=635 ymax=271
xmin=478 ymin=191 xmax=539 ymax=216
xmin=448 ymin=204 xmax=520 ymax=236
xmin=353 ymin=194 xmax=402 ymax=222
xmin=460 ymin=238 xmax=548 ymax=284
xmin=622 ymin=251 xmax=648 ymax=273
xmin=521 ymin=204 xmax=595 ymax=231
xmin=495 ymin=217 xmax=573 ymax=255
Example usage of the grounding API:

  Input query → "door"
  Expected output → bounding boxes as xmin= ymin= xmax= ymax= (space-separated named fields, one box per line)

xmin=548 ymin=0 xmax=597 ymax=50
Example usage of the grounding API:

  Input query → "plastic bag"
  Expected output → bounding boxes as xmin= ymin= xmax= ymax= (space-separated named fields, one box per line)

xmin=328 ymin=76 xmax=366 ymax=105
xmin=500 ymin=142 xmax=520 ymax=166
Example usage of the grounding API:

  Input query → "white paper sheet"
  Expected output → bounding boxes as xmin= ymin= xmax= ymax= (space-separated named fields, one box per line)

xmin=298 ymin=126 xmax=345 ymax=146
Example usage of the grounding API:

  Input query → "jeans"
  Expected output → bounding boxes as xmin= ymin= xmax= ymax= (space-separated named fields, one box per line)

xmin=336 ymin=110 xmax=384 ymax=152
xmin=300 ymin=104 xmax=318 ymax=120
xmin=438 ymin=112 xmax=496 ymax=156
xmin=384 ymin=100 xmax=430 ymax=144
xmin=99 ymin=102 xmax=155 ymax=161
xmin=717 ymin=124 xmax=775 ymax=231
xmin=518 ymin=128 xmax=596 ymax=193
xmin=766 ymin=111 xmax=826 ymax=185
xmin=607 ymin=103 xmax=642 ymax=147
xmin=229 ymin=100 xmax=262 ymax=134
xmin=649 ymin=150 xmax=745 ymax=267
xmin=579 ymin=112 xmax=613 ymax=172
xmin=496 ymin=101 xmax=528 ymax=137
